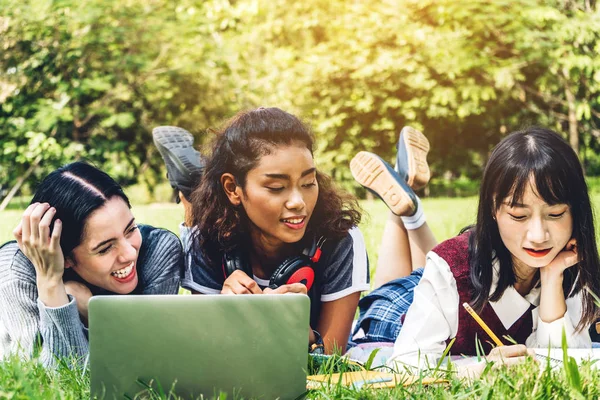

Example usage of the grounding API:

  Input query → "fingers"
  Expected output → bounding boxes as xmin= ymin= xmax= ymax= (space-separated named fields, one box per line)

xmin=50 ymin=219 xmax=62 ymax=252
xmin=487 ymin=345 xmax=536 ymax=369
xmin=287 ymin=283 xmax=307 ymax=294
xmin=14 ymin=204 xmax=66 ymax=284
xmin=565 ymin=238 xmax=579 ymax=266
xmin=222 ymin=281 xmax=254 ymax=294
xmin=12 ymin=222 xmax=23 ymax=250
xmin=39 ymin=207 xmax=57 ymax=246
xmin=542 ymin=240 xmax=581 ymax=275
xmin=12 ymin=222 xmax=22 ymax=240
xmin=489 ymin=344 xmax=528 ymax=359
xmin=238 ymin=274 xmax=262 ymax=294
xmin=22 ymin=203 xmax=53 ymax=247
xmin=221 ymin=270 xmax=263 ymax=295
xmin=20 ymin=203 xmax=58 ymax=251
xmin=564 ymin=254 xmax=579 ymax=268
xmin=20 ymin=202 xmax=38 ymax=244
xmin=266 ymin=283 xmax=308 ymax=295
xmin=561 ymin=246 xmax=579 ymax=269
xmin=29 ymin=203 xmax=50 ymax=244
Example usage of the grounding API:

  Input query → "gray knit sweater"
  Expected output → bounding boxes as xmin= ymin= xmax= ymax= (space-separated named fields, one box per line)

xmin=0 ymin=224 xmax=183 ymax=368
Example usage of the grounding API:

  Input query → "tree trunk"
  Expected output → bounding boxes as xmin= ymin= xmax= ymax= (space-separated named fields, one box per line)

xmin=563 ymin=72 xmax=579 ymax=155
xmin=0 ymin=155 xmax=42 ymax=212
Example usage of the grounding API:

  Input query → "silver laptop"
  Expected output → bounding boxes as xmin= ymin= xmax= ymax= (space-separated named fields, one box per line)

xmin=89 ymin=294 xmax=310 ymax=399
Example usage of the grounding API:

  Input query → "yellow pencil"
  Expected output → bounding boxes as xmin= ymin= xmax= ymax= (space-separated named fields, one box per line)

xmin=462 ymin=302 xmax=504 ymax=347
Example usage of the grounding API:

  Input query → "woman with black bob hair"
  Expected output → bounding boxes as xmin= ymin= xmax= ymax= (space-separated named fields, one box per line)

xmin=350 ymin=127 xmax=600 ymax=377
xmin=181 ymin=107 xmax=369 ymax=354
xmin=0 ymin=162 xmax=183 ymax=367
xmin=468 ymin=127 xmax=599 ymax=326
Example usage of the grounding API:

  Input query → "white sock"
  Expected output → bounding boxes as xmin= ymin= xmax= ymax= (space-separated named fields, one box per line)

xmin=401 ymin=196 xmax=426 ymax=230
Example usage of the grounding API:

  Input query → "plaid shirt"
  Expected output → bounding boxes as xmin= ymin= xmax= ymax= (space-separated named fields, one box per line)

xmin=350 ymin=268 xmax=424 ymax=346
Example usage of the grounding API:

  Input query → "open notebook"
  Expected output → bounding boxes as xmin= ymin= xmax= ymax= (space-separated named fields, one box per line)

xmin=307 ymin=348 xmax=600 ymax=390
xmin=533 ymin=348 xmax=600 ymax=369
xmin=307 ymin=370 xmax=446 ymax=390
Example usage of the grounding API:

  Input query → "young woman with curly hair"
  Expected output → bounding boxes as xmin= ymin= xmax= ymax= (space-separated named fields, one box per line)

xmin=178 ymin=107 xmax=369 ymax=354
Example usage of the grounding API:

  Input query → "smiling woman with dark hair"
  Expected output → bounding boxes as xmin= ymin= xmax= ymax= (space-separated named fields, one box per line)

xmin=349 ymin=127 xmax=600 ymax=378
xmin=0 ymin=162 xmax=184 ymax=367
xmin=177 ymin=107 xmax=370 ymax=354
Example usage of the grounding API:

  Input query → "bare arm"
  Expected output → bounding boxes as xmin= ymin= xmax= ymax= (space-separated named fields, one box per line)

xmin=317 ymin=292 xmax=361 ymax=354
xmin=538 ymin=239 xmax=578 ymax=324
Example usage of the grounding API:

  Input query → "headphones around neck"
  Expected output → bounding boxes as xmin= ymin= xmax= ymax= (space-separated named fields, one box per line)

xmin=222 ymin=237 xmax=326 ymax=291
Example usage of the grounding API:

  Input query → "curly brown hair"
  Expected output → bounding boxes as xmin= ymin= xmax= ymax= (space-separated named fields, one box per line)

xmin=190 ymin=107 xmax=361 ymax=269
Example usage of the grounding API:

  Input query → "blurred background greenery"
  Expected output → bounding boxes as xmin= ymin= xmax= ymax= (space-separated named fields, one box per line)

xmin=2 ymin=0 xmax=600 ymax=207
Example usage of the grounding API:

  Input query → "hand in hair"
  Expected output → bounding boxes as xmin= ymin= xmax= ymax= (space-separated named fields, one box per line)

xmin=221 ymin=270 xmax=263 ymax=295
xmin=13 ymin=202 xmax=69 ymax=307
xmin=263 ymin=283 xmax=308 ymax=295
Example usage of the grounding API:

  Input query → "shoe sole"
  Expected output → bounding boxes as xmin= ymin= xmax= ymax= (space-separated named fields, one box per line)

xmin=152 ymin=126 xmax=202 ymax=189
xmin=400 ymin=126 xmax=430 ymax=190
xmin=350 ymin=152 xmax=416 ymax=216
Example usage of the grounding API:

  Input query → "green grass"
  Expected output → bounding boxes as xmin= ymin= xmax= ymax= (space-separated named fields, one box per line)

xmin=2 ymin=347 xmax=600 ymax=399
xmin=3 ymin=196 xmax=600 ymax=399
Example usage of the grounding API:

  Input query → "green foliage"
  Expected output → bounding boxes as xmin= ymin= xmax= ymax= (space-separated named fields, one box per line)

xmin=2 ymin=0 xmax=600 ymax=198
xmin=124 ymin=182 xmax=176 ymax=205
xmin=428 ymin=176 xmax=480 ymax=198
xmin=228 ymin=0 xmax=600 ymax=186
xmin=0 ymin=0 xmax=243 ymax=193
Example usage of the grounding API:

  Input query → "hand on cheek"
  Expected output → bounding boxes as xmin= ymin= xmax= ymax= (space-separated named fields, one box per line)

xmin=538 ymin=239 xmax=577 ymax=323
xmin=541 ymin=238 xmax=579 ymax=282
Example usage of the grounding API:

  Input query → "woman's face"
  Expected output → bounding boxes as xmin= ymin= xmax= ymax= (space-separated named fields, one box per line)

xmin=237 ymin=142 xmax=319 ymax=250
xmin=495 ymin=177 xmax=573 ymax=270
xmin=68 ymin=197 xmax=142 ymax=294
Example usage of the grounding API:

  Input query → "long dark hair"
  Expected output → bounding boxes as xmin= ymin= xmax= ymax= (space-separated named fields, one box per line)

xmin=468 ymin=127 xmax=600 ymax=331
xmin=191 ymin=107 xmax=361 ymax=267
xmin=30 ymin=161 xmax=131 ymax=257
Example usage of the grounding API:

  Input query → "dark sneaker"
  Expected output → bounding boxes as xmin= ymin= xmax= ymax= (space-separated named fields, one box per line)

xmin=350 ymin=151 xmax=418 ymax=216
xmin=152 ymin=126 xmax=204 ymax=200
xmin=395 ymin=126 xmax=430 ymax=190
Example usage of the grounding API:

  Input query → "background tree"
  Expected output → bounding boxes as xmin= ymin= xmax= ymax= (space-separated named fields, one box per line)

xmin=1 ymin=0 xmax=599 ymax=207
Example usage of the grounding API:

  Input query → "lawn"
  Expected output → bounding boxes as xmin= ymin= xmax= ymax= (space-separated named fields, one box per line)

xmin=2 ymin=196 xmax=600 ymax=399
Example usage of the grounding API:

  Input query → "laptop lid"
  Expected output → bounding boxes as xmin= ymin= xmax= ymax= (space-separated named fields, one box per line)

xmin=89 ymin=294 xmax=310 ymax=399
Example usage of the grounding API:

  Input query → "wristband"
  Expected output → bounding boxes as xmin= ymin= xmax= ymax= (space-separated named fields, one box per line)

xmin=309 ymin=329 xmax=325 ymax=354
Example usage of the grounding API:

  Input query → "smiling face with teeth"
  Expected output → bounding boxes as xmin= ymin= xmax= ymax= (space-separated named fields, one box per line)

xmin=222 ymin=142 xmax=319 ymax=256
xmin=66 ymin=197 xmax=142 ymax=294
